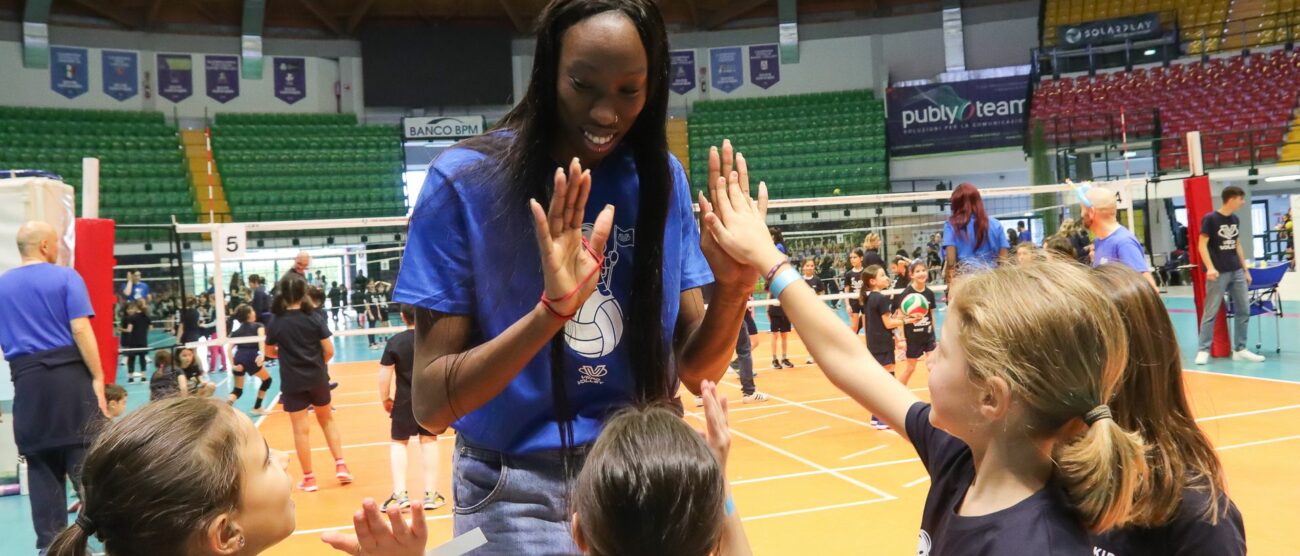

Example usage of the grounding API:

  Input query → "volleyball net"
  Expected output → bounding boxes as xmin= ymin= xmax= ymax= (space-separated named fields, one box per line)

xmin=161 ymin=177 xmax=1150 ymax=363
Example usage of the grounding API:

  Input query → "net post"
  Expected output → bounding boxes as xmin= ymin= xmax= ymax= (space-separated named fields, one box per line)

xmin=211 ymin=227 xmax=230 ymax=372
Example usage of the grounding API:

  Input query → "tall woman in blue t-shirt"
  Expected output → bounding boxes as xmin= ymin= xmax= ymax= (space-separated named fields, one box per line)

xmin=941 ymin=182 xmax=1009 ymax=286
xmin=394 ymin=0 xmax=756 ymax=551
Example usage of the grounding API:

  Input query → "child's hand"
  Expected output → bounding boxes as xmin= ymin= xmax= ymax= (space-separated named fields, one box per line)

xmin=321 ymin=498 xmax=427 ymax=556
xmin=382 ymin=399 xmax=394 ymax=415
xmin=698 ymin=148 xmax=779 ymax=274
xmin=700 ymin=380 xmax=732 ymax=471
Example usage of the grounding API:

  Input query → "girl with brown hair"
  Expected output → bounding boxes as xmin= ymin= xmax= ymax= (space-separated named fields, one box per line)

xmin=1090 ymin=264 xmax=1245 ymax=555
xmin=701 ymin=180 xmax=1149 ymax=552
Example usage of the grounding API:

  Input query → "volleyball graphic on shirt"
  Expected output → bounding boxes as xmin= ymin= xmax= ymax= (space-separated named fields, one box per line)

xmin=564 ymin=224 xmax=632 ymax=359
xmin=900 ymin=292 xmax=930 ymax=318
xmin=565 ymin=291 xmax=624 ymax=359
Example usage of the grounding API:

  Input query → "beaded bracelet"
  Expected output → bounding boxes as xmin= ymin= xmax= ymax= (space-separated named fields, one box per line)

xmin=764 ymin=257 xmax=791 ymax=283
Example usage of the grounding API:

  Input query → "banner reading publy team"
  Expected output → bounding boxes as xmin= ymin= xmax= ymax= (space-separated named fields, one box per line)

xmin=886 ymin=76 xmax=1029 ymax=157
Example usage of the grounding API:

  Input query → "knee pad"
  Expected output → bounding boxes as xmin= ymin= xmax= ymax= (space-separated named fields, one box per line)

xmin=231 ymin=387 xmax=244 ymax=399
xmin=259 ymin=377 xmax=273 ymax=392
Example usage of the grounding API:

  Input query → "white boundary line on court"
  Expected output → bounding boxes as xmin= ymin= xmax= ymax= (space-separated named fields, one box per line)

xmin=686 ymin=412 xmax=896 ymax=500
xmin=782 ymin=425 xmax=830 ymax=439
xmin=731 ymin=457 xmax=920 ymax=486
xmin=903 ymin=476 xmax=930 ymax=488
xmin=1196 ymin=403 xmax=1300 ymax=422
xmin=1185 ymin=369 xmax=1300 ymax=385
xmin=1215 ymin=433 xmax=1300 ymax=451
xmin=741 ymin=498 xmax=895 ymax=522
xmin=736 ymin=410 xmax=790 ymax=423
xmin=720 ymin=380 xmax=880 ymax=431
xmin=840 ymin=445 xmax=887 ymax=461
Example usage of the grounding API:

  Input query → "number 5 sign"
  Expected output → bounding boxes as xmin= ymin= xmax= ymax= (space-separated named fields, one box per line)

xmin=217 ymin=224 xmax=247 ymax=259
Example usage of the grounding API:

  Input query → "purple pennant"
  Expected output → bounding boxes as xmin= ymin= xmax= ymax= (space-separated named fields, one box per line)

xmin=205 ymin=55 xmax=240 ymax=103
xmin=273 ymin=57 xmax=306 ymax=104
xmin=157 ymin=54 xmax=193 ymax=103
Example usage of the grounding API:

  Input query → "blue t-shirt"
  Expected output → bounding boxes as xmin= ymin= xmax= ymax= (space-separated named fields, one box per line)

xmin=940 ymin=216 xmax=1009 ymax=269
xmin=1093 ymin=225 xmax=1149 ymax=272
xmin=394 ymin=144 xmax=713 ymax=454
xmin=124 ymin=281 xmax=150 ymax=301
xmin=0 ymin=263 xmax=95 ymax=359
xmin=1019 ymin=229 xmax=1033 ymax=244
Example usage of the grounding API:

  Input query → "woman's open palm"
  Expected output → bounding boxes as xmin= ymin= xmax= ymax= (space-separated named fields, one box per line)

xmin=698 ymin=140 xmax=766 ymax=289
xmin=530 ymin=157 xmax=614 ymax=316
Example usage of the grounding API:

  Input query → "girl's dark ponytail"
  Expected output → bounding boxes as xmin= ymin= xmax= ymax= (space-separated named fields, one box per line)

xmin=46 ymin=517 xmax=93 ymax=556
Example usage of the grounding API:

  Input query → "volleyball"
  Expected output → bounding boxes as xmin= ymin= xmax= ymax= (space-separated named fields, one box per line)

xmin=564 ymin=292 xmax=625 ymax=358
xmin=900 ymin=293 xmax=929 ymax=317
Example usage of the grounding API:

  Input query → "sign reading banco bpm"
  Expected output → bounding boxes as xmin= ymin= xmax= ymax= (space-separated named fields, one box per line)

xmin=886 ymin=75 xmax=1029 ymax=157
xmin=403 ymin=115 xmax=485 ymax=140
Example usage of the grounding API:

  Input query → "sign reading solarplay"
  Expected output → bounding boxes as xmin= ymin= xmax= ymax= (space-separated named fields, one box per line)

xmin=1058 ymin=13 xmax=1161 ymax=48
xmin=403 ymin=115 xmax=485 ymax=140
xmin=886 ymin=76 xmax=1028 ymax=157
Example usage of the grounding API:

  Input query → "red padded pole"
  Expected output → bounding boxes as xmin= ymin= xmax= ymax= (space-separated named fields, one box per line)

xmin=73 ymin=218 xmax=119 ymax=384
xmin=1183 ymin=175 xmax=1231 ymax=358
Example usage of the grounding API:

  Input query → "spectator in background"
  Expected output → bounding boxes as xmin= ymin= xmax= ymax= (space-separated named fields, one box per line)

xmin=860 ymin=232 xmax=886 ymax=269
xmin=249 ymin=274 xmax=272 ymax=323
xmin=327 ymin=281 xmax=345 ymax=326
xmin=122 ymin=270 xmax=151 ymax=303
xmin=276 ymin=251 xmax=311 ymax=294
xmin=941 ymin=183 xmax=1010 ymax=286
xmin=118 ymin=299 xmax=151 ymax=383
xmin=1018 ymin=221 xmax=1033 ymax=245
xmin=1006 ymin=227 xmax=1020 ymax=248
xmin=1194 ymin=186 xmax=1264 ymax=365
xmin=1078 ymin=184 xmax=1158 ymax=291
xmin=1058 ymin=217 xmax=1092 ymax=265
xmin=103 ymin=383 xmax=127 ymax=419
xmin=0 ymin=221 xmax=108 ymax=553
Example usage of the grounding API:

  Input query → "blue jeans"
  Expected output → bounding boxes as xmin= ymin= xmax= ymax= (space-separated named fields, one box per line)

xmin=735 ymin=327 xmax=756 ymax=396
xmin=452 ymin=437 xmax=588 ymax=555
xmin=1198 ymin=268 xmax=1251 ymax=352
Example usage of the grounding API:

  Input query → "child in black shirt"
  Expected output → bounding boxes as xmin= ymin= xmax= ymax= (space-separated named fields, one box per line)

xmin=378 ymin=304 xmax=446 ymax=513
xmin=843 ymin=249 xmax=866 ymax=335
xmin=894 ymin=261 xmax=937 ymax=386
xmin=860 ymin=265 xmax=902 ymax=430
xmin=148 ymin=349 xmax=186 ymax=401
xmin=118 ymin=300 xmax=151 ymax=383
xmin=227 ymin=305 xmax=273 ymax=415
xmin=800 ymin=259 xmax=825 ymax=364
xmin=1090 ymin=265 xmax=1245 ymax=556
xmin=701 ymin=183 xmax=1149 ymax=556
xmin=267 ymin=277 xmax=350 ymax=493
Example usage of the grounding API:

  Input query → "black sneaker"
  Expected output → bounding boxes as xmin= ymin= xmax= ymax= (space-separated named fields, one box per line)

xmin=729 ymin=359 xmax=740 ymax=370
xmin=781 ymin=358 xmax=794 ymax=368
xmin=771 ymin=359 xmax=781 ymax=369
xmin=329 ymin=381 xmax=339 ymax=390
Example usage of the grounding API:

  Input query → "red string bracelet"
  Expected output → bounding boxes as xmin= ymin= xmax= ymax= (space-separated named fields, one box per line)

xmin=540 ymin=237 xmax=606 ymax=320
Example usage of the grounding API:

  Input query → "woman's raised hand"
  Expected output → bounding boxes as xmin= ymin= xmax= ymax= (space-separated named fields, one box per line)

xmin=698 ymin=140 xmax=764 ymax=289
xmin=530 ymin=157 xmax=614 ymax=318
xmin=699 ymin=145 xmax=781 ymax=273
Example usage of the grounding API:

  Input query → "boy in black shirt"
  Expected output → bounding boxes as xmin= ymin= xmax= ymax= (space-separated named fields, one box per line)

xmin=1194 ymin=186 xmax=1264 ymax=364
xmin=378 ymin=304 xmax=446 ymax=512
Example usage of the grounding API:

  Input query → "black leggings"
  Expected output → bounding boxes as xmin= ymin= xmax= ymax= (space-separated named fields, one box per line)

xmin=367 ymin=313 xmax=380 ymax=344
xmin=124 ymin=348 xmax=147 ymax=375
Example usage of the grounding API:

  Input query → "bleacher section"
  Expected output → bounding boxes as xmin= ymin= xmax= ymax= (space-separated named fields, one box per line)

xmin=211 ymin=113 xmax=405 ymax=221
xmin=1031 ymin=51 xmax=1300 ymax=170
xmin=0 ymin=106 xmax=190 ymax=231
xmin=1043 ymin=0 xmax=1229 ymax=48
xmin=687 ymin=90 xmax=887 ymax=199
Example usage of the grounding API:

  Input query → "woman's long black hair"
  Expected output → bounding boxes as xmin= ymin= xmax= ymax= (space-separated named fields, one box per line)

xmin=455 ymin=0 xmax=674 ymax=456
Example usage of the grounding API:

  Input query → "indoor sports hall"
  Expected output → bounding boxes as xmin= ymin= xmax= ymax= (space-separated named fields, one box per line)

xmin=0 ymin=0 xmax=1298 ymax=555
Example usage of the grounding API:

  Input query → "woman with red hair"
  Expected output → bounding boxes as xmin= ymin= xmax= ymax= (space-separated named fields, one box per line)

xmin=941 ymin=183 xmax=1009 ymax=285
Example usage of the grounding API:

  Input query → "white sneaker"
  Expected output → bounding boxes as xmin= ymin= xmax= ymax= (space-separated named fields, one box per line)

xmin=694 ymin=396 xmax=704 ymax=407
xmin=805 ymin=357 xmax=814 ymax=364
xmin=1232 ymin=349 xmax=1265 ymax=362
xmin=1194 ymin=351 xmax=1209 ymax=365
xmin=742 ymin=392 xmax=770 ymax=404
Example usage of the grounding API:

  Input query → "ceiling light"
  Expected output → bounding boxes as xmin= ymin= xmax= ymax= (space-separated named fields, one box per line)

xmin=1264 ymin=174 xmax=1300 ymax=182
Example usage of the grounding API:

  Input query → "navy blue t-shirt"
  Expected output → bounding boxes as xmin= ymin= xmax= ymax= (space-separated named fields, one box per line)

xmin=1200 ymin=211 xmax=1243 ymax=273
xmin=864 ymin=291 xmax=894 ymax=355
xmin=906 ymin=402 xmax=1091 ymax=555
xmin=394 ymin=142 xmax=713 ymax=454
xmin=0 ymin=263 xmax=95 ymax=359
xmin=1092 ymin=487 xmax=1245 ymax=556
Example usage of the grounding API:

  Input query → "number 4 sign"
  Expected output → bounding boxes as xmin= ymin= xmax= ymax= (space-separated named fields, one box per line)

xmin=217 ymin=224 xmax=247 ymax=259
